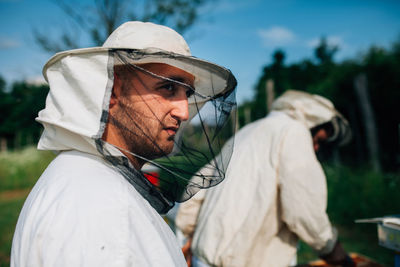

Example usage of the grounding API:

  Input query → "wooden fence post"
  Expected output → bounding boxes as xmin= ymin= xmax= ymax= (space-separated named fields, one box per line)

xmin=354 ymin=73 xmax=381 ymax=172
xmin=0 ymin=137 xmax=7 ymax=152
xmin=244 ymin=107 xmax=251 ymax=125
xmin=266 ymin=79 xmax=275 ymax=113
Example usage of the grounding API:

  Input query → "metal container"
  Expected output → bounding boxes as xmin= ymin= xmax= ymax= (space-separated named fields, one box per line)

xmin=377 ymin=223 xmax=400 ymax=251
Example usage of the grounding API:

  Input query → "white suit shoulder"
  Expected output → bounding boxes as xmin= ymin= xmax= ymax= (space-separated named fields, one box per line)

xmin=11 ymin=150 xmax=186 ymax=267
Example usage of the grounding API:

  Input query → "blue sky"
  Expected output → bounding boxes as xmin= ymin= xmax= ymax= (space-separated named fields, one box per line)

xmin=1 ymin=0 xmax=400 ymax=103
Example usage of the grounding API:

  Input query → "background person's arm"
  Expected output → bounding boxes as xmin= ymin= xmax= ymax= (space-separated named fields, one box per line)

xmin=278 ymin=122 xmax=344 ymax=258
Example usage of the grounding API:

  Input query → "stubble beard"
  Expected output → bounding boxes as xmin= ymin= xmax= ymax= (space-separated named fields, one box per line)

xmin=112 ymin=105 xmax=175 ymax=161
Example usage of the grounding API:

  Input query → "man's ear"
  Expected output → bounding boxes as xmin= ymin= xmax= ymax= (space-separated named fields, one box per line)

xmin=110 ymin=72 xmax=122 ymax=108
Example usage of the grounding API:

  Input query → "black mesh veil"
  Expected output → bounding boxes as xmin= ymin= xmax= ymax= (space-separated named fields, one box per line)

xmin=96 ymin=49 xmax=237 ymax=213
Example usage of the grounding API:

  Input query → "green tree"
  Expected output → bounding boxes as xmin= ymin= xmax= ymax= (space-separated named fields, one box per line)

xmin=361 ymin=44 xmax=400 ymax=171
xmin=0 ymin=81 xmax=49 ymax=149
xmin=251 ymin=49 xmax=290 ymax=121
xmin=250 ymin=37 xmax=400 ymax=171
xmin=34 ymin=0 xmax=215 ymax=53
xmin=314 ymin=36 xmax=339 ymax=65
xmin=0 ymin=76 xmax=13 ymax=149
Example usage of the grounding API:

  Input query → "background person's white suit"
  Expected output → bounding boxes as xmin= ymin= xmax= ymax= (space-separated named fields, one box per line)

xmin=176 ymin=90 xmax=352 ymax=267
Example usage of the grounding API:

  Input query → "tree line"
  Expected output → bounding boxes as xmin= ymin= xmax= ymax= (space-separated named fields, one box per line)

xmin=238 ymin=37 xmax=400 ymax=173
xmin=0 ymin=79 xmax=48 ymax=151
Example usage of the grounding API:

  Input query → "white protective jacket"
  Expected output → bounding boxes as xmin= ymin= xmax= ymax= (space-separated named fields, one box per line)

xmin=176 ymin=90 xmax=350 ymax=267
xmin=11 ymin=150 xmax=185 ymax=266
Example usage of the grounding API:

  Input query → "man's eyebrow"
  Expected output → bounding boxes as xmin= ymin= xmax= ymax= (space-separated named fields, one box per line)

xmin=157 ymin=75 xmax=194 ymax=87
xmin=169 ymin=76 xmax=191 ymax=83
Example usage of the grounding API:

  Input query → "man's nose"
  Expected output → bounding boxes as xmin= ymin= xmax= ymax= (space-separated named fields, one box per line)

xmin=170 ymin=90 xmax=189 ymax=122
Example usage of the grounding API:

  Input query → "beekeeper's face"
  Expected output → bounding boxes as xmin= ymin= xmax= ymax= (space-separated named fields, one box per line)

xmin=105 ymin=63 xmax=194 ymax=167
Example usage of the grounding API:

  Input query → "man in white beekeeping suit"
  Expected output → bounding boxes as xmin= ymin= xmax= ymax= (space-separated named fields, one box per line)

xmin=176 ymin=90 xmax=355 ymax=267
xmin=11 ymin=21 xmax=237 ymax=267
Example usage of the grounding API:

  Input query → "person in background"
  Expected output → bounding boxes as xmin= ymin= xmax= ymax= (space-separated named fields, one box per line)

xmin=176 ymin=90 xmax=355 ymax=267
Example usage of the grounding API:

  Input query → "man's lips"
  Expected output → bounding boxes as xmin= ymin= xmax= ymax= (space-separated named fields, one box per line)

xmin=164 ymin=126 xmax=179 ymax=136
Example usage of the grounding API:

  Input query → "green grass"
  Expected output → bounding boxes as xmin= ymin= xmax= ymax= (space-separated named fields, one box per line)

xmin=0 ymin=147 xmax=55 ymax=192
xmin=0 ymin=146 xmax=54 ymax=266
xmin=0 ymin=192 xmax=29 ymax=266
xmin=324 ymin=164 xmax=400 ymax=224
xmin=297 ymin=224 xmax=394 ymax=266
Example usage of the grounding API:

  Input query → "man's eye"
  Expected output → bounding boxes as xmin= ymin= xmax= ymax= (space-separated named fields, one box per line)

xmin=161 ymin=83 xmax=175 ymax=92
xmin=158 ymin=83 xmax=178 ymax=96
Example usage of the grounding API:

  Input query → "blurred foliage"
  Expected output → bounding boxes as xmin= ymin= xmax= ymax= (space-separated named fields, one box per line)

xmin=0 ymin=147 xmax=55 ymax=192
xmin=0 ymin=81 xmax=48 ymax=150
xmin=324 ymin=164 xmax=400 ymax=225
xmin=0 ymin=196 xmax=26 ymax=266
xmin=248 ymin=37 xmax=400 ymax=172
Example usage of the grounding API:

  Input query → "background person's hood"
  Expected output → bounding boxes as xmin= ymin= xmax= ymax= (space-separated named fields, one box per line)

xmin=271 ymin=90 xmax=351 ymax=145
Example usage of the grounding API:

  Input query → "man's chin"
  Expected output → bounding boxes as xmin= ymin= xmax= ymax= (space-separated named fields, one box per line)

xmin=161 ymin=144 xmax=174 ymax=156
xmin=148 ymin=143 xmax=174 ymax=159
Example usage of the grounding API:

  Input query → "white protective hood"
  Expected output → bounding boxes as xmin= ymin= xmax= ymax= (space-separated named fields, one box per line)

xmin=36 ymin=21 xmax=237 ymax=156
xmin=271 ymin=90 xmax=351 ymax=145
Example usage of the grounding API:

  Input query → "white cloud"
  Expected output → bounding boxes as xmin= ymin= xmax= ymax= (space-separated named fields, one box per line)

xmin=258 ymin=26 xmax=296 ymax=47
xmin=0 ymin=37 xmax=20 ymax=49
xmin=306 ymin=38 xmax=320 ymax=48
xmin=306 ymin=35 xmax=347 ymax=49
xmin=26 ymin=76 xmax=47 ymax=86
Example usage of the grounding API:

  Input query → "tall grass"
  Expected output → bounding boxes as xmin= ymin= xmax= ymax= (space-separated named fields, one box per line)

xmin=324 ymin=164 xmax=400 ymax=225
xmin=0 ymin=146 xmax=55 ymax=265
xmin=323 ymin=164 xmax=399 ymax=266
xmin=0 ymin=197 xmax=26 ymax=265
xmin=0 ymin=146 xmax=55 ymax=192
